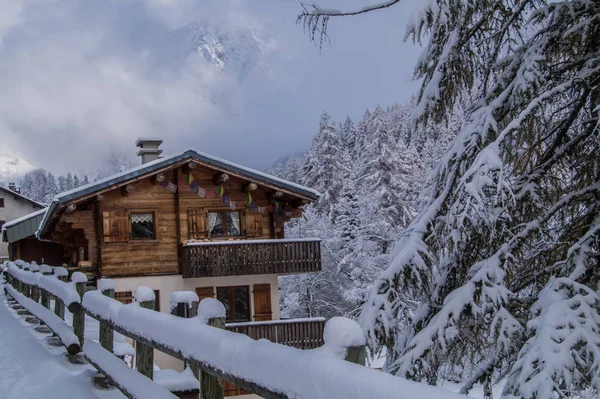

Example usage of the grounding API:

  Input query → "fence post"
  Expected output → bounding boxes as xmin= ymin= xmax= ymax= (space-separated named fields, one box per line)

xmin=54 ymin=272 xmax=67 ymax=320
xmin=197 ymin=298 xmax=226 ymax=399
xmin=99 ymin=279 xmax=115 ymax=353
xmin=30 ymin=266 xmax=40 ymax=302
xmin=40 ymin=269 xmax=53 ymax=309
xmin=72 ymin=272 xmax=88 ymax=346
xmin=323 ymin=317 xmax=367 ymax=366
xmin=135 ymin=287 xmax=155 ymax=381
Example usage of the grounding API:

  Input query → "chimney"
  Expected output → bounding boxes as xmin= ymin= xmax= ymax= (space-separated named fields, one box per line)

xmin=136 ymin=139 xmax=163 ymax=164
xmin=8 ymin=182 xmax=20 ymax=194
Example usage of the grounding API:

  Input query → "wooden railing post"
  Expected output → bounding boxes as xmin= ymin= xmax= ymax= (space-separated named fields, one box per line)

xmin=323 ymin=317 xmax=367 ymax=366
xmin=72 ymin=272 xmax=88 ymax=346
xmin=99 ymin=279 xmax=115 ymax=353
xmin=197 ymin=298 xmax=226 ymax=399
xmin=135 ymin=287 xmax=155 ymax=380
xmin=40 ymin=269 xmax=53 ymax=309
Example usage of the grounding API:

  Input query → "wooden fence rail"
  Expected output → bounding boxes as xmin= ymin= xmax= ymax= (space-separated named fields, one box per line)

xmin=2 ymin=260 xmax=464 ymax=399
xmin=226 ymin=318 xmax=326 ymax=349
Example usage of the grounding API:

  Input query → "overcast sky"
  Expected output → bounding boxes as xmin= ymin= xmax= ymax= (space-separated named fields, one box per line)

xmin=0 ymin=0 xmax=421 ymax=175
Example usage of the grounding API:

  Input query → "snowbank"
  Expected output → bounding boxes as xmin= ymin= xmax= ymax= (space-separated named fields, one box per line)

xmin=5 ymin=284 xmax=80 ymax=355
xmin=84 ymin=341 xmax=177 ymax=399
xmin=322 ymin=317 xmax=366 ymax=357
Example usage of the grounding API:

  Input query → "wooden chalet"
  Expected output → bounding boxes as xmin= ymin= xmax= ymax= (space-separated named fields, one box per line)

xmin=6 ymin=140 xmax=323 ymax=381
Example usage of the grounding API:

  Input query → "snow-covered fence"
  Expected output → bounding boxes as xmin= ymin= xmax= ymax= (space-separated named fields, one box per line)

xmin=4 ymin=260 xmax=464 ymax=399
xmin=4 ymin=279 xmax=81 ymax=355
xmin=4 ymin=263 xmax=84 ymax=354
xmin=80 ymin=285 xmax=464 ymax=399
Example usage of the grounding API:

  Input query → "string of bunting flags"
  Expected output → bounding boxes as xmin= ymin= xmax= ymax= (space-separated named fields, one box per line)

xmin=155 ymin=170 xmax=303 ymax=218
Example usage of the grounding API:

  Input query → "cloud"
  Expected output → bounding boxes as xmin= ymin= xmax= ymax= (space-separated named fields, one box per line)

xmin=0 ymin=0 xmax=272 ymax=175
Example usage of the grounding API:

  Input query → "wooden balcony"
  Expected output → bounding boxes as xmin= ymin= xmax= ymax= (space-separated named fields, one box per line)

xmin=183 ymin=238 xmax=321 ymax=278
xmin=226 ymin=318 xmax=325 ymax=349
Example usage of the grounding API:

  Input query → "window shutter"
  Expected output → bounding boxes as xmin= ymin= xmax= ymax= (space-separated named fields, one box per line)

xmin=253 ymin=284 xmax=272 ymax=321
xmin=103 ymin=211 xmax=129 ymax=242
xmin=188 ymin=210 xmax=208 ymax=239
xmin=195 ymin=286 xmax=214 ymax=301
xmin=245 ymin=213 xmax=263 ymax=238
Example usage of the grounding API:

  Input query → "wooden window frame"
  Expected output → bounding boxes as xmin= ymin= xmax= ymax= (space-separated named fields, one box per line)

xmin=208 ymin=209 xmax=242 ymax=238
xmin=129 ymin=211 xmax=158 ymax=241
xmin=216 ymin=285 xmax=250 ymax=323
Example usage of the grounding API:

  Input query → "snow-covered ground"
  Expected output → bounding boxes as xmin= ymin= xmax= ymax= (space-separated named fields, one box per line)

xmin=0 ymin=286 xmax=125 ymax=399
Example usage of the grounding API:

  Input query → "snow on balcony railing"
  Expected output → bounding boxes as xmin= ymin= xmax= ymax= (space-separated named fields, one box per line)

xmin=184 ymin=237 xmax=322 ymax=246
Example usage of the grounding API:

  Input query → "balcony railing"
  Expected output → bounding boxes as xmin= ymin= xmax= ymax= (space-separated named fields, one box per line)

xmin=183 ymin=238 xmax=321 ymax=278
xmin=226 ymin=318 xmax=326 ymax=349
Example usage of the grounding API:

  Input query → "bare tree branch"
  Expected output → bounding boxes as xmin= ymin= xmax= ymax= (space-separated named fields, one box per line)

xmin=297 ymin=1 xmax=403 ymax=49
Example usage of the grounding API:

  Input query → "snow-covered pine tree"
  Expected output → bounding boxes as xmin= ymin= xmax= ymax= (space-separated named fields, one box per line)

xmin=42 ymin=172 xmax=58 ymax=204
xmin=73 ymin=175 xmax=80 ymax=188
xmin=65 ymin=173 xmax=74 ymax=191
xmin=81 ymin=175 xmax=89 ymax=186
xmin=301 ymin=111 xmax=346 ymax=212
xmin=341 ymin=116 xmax=357 ymax=152
xmin=347 ymin=0 xmax=600 ymax=396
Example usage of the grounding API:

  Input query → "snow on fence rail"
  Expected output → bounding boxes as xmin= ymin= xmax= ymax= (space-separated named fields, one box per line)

xmin=4 ymin=259 xmax=464 ymax=399
xmin=5 ymin=283 xmax=81 ymax=355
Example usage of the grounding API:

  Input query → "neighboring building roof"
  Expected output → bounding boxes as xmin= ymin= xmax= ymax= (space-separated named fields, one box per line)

xmin=37 ymin=148 xmax=320 ymax=239
xmin=2 ymin=208 xmax=47 ymax=243
xmin=0 ymin=185 xmax=46 ymax=208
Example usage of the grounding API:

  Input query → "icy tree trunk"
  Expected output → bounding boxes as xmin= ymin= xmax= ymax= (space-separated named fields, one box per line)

xmin=100 ymin=288 xmax=114 ymax=353
xmin=135 ymin=299 xmax=155 ymax=380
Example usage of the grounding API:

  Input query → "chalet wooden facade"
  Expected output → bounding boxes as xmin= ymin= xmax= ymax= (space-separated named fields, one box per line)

xmin=5 ymin=142 xmax=322 ymax=379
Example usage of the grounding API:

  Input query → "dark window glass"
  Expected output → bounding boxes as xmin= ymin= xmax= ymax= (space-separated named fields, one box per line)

xmin=131 ymin=213 xmax=155 ymax=239
xmin=208 ymin=211 xmax=240 ymax=237
xmin=217 ymin=286 xmax=249 ymax=322
xmin=0 ymin=198 xmax=4 ymax=207
xmin=0 ymin=221 xmax=5 ymax=230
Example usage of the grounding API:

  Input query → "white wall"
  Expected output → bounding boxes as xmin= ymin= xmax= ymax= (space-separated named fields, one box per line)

xmin=0 ymin=190 xmax=42 ymax=258
xmin=112 ymin=274 xmax=281 ymax=371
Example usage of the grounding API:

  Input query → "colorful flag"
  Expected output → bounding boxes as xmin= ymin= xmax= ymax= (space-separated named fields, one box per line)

xmin=214 ymin=184 xmax=224 ymax=197
xmin=222 ymin=194 xmax=229 ymax=204
xmin=230 ymin=201 xmax=236 ymax=210
xmin=187 ymin=172 xmax=195 ymax=185
xmin=168 ymin=182 xmax=177 ymax=194
xmin=258 ymin=206 xmax=266 ymax=213
xmin=251 ymin=201 xmax=258 ymax=211
xmin=245 ymin=192 xmax=252 ymax=206
xmin=190 ymin=181 xmax=199 ymax=191
xmin=159 ymin=180 xmax=169 ymax=187
xmin=197 ymin=187 xmax=206 ymax=198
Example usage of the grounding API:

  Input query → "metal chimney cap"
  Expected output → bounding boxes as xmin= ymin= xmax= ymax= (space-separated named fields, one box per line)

xmin=135 ymin=138 xmax=163 ymax=147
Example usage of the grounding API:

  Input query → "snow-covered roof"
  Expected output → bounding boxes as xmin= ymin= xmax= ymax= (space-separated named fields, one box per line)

xmin=0 ymin=185 xmax=46 ymax=208
xmin=37 ymin=149 xmax=320 ymax=239
xmin=2 ymin=208 xmax=47 ymax=243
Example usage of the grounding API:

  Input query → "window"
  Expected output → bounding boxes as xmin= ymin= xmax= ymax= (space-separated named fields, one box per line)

xmin=208 ymin=211 xmax=241 ymax=237
xmin=0 ymin=198 xmax=4 ymax=207
xmin=217 ymin=286 xmax=250 ymax=323
xmin=0 ymin=221 xmax=4 ymax=230
xmin=131 ymin=213 xmax=156 ymax=239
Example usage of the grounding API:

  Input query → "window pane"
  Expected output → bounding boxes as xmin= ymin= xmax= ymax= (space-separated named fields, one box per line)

xmin=208 ymin=212 xmax=223 ymax=237
xmin=226 ymin=212 xmax=241 ymax=236
xmin=217 ymin=287 xmax=232 ymax=322
xmin=131 ymin=213 xmax=155 ymax=239
xmin=233 ymin=286 xmax=250 ymax=322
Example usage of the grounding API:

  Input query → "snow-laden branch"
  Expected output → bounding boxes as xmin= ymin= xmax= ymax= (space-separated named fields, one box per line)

xmin=297 ymin=1 xmax=402 ymax=48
